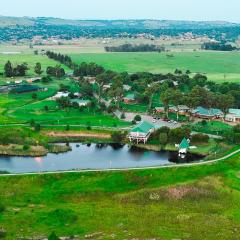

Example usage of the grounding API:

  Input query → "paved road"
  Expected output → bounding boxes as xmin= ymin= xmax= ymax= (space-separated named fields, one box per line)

xmin=0 ymin=148 xmax=239 ymax=177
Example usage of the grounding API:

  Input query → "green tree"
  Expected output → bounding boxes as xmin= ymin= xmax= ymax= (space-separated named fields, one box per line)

xmin=34 ymin=62 xmax=43 ymax=75
xmin=4 ymin=61 xmax=13 ymax=77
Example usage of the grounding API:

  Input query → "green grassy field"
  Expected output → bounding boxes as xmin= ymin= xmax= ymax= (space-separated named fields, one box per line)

xmin=0 ymin=53 xmax=70 ymax=81
xmin=71 ymin=51 xmax=240 ymax=83
xmin=0 ymin=149 xmax=239 ymax=239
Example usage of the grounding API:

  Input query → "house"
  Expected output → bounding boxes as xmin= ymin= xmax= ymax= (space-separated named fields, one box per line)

xmin=51 ymin=92 xmax=70 ymax=100
xmin=225 ymin=109 xmax=240 ymax=123
xmin=123 ymin=84 xmax=131 ymax=91
xmin=169 ymin=105 xmax=190 ymax=115
xmin=103 ymin=84 xmax=111 ymax=91
xmin=155 ymin=107 xmax=165 ymax=113
xmin=129 ymin=121 xmax=155 ymax=144
xmin=192 ymin=107 xmax=223 ymax=120
xmin=123 ymin=93 xmax=136 ymax=104
xmin=26 ymin=77 xmax=41 ymax=83
xmin=84 ymin=76 xmax=96 ymax=84
xmin=70 ymin=99 xmax=91 ymax=107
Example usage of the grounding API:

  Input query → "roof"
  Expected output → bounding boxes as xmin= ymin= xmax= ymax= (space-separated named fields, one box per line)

xmin=131 ymin=121 xmax=155 ymax=134
xmin=179 ymin=138 xmax=190 ymax=149
xmin=124 ymin=93 xmax=135 ymax=100
xmin=70 ymin=99 xmax=90 ymax=104
xmin=229 ymin=109 xmax=240 ymax=117
xmin=193 ymin=107 xmax=223 ymax=117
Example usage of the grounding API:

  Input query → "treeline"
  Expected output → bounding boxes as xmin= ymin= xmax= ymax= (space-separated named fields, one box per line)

xmin=45 ymin=51 xmax=105 ymax=77
xmin=201 ymin=42 xmax=237 ymax=51
xmin=105 ymin=44 xmax=165 ymax=52
xmin=46 ymin=51 xmax=75 ymax=69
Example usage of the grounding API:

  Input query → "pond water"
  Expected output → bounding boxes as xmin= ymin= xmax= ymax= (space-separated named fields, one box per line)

xmin=0 ymin=143 xmax=203 ymax=174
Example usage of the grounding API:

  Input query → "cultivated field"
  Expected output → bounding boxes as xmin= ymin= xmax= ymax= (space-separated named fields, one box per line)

xmin=71 ymin=51 xmax=240 ymax=83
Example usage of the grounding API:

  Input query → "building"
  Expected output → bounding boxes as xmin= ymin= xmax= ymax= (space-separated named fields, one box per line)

xmin=26 ymin=77 xmax=41 ymax=83
xmin=70 ymin=99 xmax=91 ymax=107
xmin=192 ymin=107 xmax=223 ymax=120
xmin=155 ymin=107 xmax=165 ymax=113
xmin=123 ymin=93 xmax=136 ymax=104
xmin=225 ymin=109 xmax=240 ymax=123
xmin=123 ymin=84 xmax=131 ymax=91
xmin=84 ymin=76 xmax=96 ymax=84
xmin=169 ymin=105 xmax=190 ymax=115
xmin=50 ymin=92 xmax=70 ymax=100
xmin=129 ymin=121 xmax=155 ymax=144
xmin=177 ymin=138 xmax=190 ymax=154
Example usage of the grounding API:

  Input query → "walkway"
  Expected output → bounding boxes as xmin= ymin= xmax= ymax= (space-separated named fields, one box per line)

xmin=0 ymin=148 xmax=239 ymax=177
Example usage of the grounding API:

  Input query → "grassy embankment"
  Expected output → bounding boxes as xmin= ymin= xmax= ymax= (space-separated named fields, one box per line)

xmin=0 ymin=148 xmax=239 ymax=239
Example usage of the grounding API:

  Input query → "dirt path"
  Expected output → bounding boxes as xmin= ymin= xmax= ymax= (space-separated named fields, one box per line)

xmin=45 ymin=131 xmax=111 ymax=139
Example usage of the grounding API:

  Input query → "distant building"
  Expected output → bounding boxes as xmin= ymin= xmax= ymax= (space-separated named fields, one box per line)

xmin=192 ymin=107 xmax=223 ymax=120
xmin=123 ymin=93 xmax=136 ymax=104
xmin=129 ymin=121 xmax=155 ymax=144
xmin=70 ymin=99 xmax=91 ymax=107
xmin=155 ymin=107 xmax=165 ymax=113
xmin=26 ymin=77 xmax=41 ymax=83
xmin=51 ymin=92 xmax=70 ymax=100
xmin=123 ymin=84 xmax=131 ymax=91
xmin=84 ymin=76 xmax=96 ymax=84
xmin=169 ymin=105 xmax=190 ymax=115
xmin=225 ymin=109 xmax=240 ymax=123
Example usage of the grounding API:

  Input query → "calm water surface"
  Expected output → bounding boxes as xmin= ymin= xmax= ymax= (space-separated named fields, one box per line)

xmin=0 ymin=143 xmax=203 ymax=173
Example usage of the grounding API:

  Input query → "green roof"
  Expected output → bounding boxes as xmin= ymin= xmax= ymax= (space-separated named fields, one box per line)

xmin=229 ymin=109 xmax=240 ymax=117
xmin=179 ymin=138 xmax=190 ymax=149
xmin=131 ymin=121 xmax=155 ymax=134
xmin=193 ymin=107 xmax=223 ymax=117
xmin=124 ymin=93 xmax=135 ymax=100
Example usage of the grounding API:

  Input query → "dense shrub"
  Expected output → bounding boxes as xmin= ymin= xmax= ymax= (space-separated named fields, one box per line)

xmin=191 ymin=134 xmax=209 ymax=144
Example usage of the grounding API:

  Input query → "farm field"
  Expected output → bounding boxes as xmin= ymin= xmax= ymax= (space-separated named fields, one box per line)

xmin=0 ymin=150 xmax=239 ymax=239
xmin=71 ymin=51 xmax=240 ymax=83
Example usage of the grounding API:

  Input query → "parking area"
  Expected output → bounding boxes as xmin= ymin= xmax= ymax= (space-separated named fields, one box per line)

xmin=124 ymin=112 xmax=182 ymax=129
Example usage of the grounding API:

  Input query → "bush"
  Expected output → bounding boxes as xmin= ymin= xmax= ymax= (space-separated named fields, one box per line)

xmin=23 ymin=145 xmax=30 ymax=151
xmin=34 ymin=123 xmax=41 ymax=132
xmin=48 ymin=231 xmax=59 ymax=240
xmin=111 ymin=132 xmax=126 ymax=142
xmin=168 ymin=127 xmax=191 ymax=143
xmin=191 ymin=134 xmax=209 ymax=144
xmin=66 ymin=125 xmax=70 ymax=131
xmin=159 ymin=133 xmax=168 ymax=145
xmin=134 ymin=115 xmax=142 ymax=122
xmin=121 ymin=113 xmax=126 ymax=119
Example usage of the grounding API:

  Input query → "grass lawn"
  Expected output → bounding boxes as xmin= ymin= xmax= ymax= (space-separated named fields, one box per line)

xmin=191 ymin=121 xmax=232 ymax=135
xmin=0 ymin=148 xmax=240 ymax=239
xmin=70 ymin=51 xmax=240 ymax=83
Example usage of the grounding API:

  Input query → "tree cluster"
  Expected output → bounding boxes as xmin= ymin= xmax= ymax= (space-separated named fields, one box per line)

xmin=4 ymin=61 xmax=28 ymax=77
xmin=105 ymin=44 xmax=165 ymax=52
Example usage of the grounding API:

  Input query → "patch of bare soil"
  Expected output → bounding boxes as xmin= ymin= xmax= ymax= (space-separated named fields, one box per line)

xmin=45 ymin=131 xmax=111 ymax=139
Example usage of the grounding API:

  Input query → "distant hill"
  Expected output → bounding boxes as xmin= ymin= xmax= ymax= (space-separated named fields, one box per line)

xmin=0 ymin=16 xmax=239 ymax=42
xmin=0 ymin=16 xmax=238 ymax=29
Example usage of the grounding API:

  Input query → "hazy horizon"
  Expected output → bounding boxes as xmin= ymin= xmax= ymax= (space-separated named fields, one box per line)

xmin=1 ymin=0 xmax=240 ymax=23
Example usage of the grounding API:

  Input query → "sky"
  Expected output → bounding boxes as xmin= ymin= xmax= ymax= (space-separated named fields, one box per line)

xmin=1 ymin=0 xmax=240 ymax=23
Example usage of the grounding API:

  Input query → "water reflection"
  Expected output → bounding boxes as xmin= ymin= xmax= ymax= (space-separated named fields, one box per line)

xmin=0 ymin=143 xmax=203 ymax=174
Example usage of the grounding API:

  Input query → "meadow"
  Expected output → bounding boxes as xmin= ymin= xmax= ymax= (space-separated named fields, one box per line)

xmin=71 ymin=51 xmax=240 ymax=83
xmin=0 ymin=149 xmax=239 ymax=239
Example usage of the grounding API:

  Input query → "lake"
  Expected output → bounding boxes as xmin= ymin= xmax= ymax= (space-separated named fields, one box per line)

xmin=0 ymin=143 xmax=203 ymax=174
